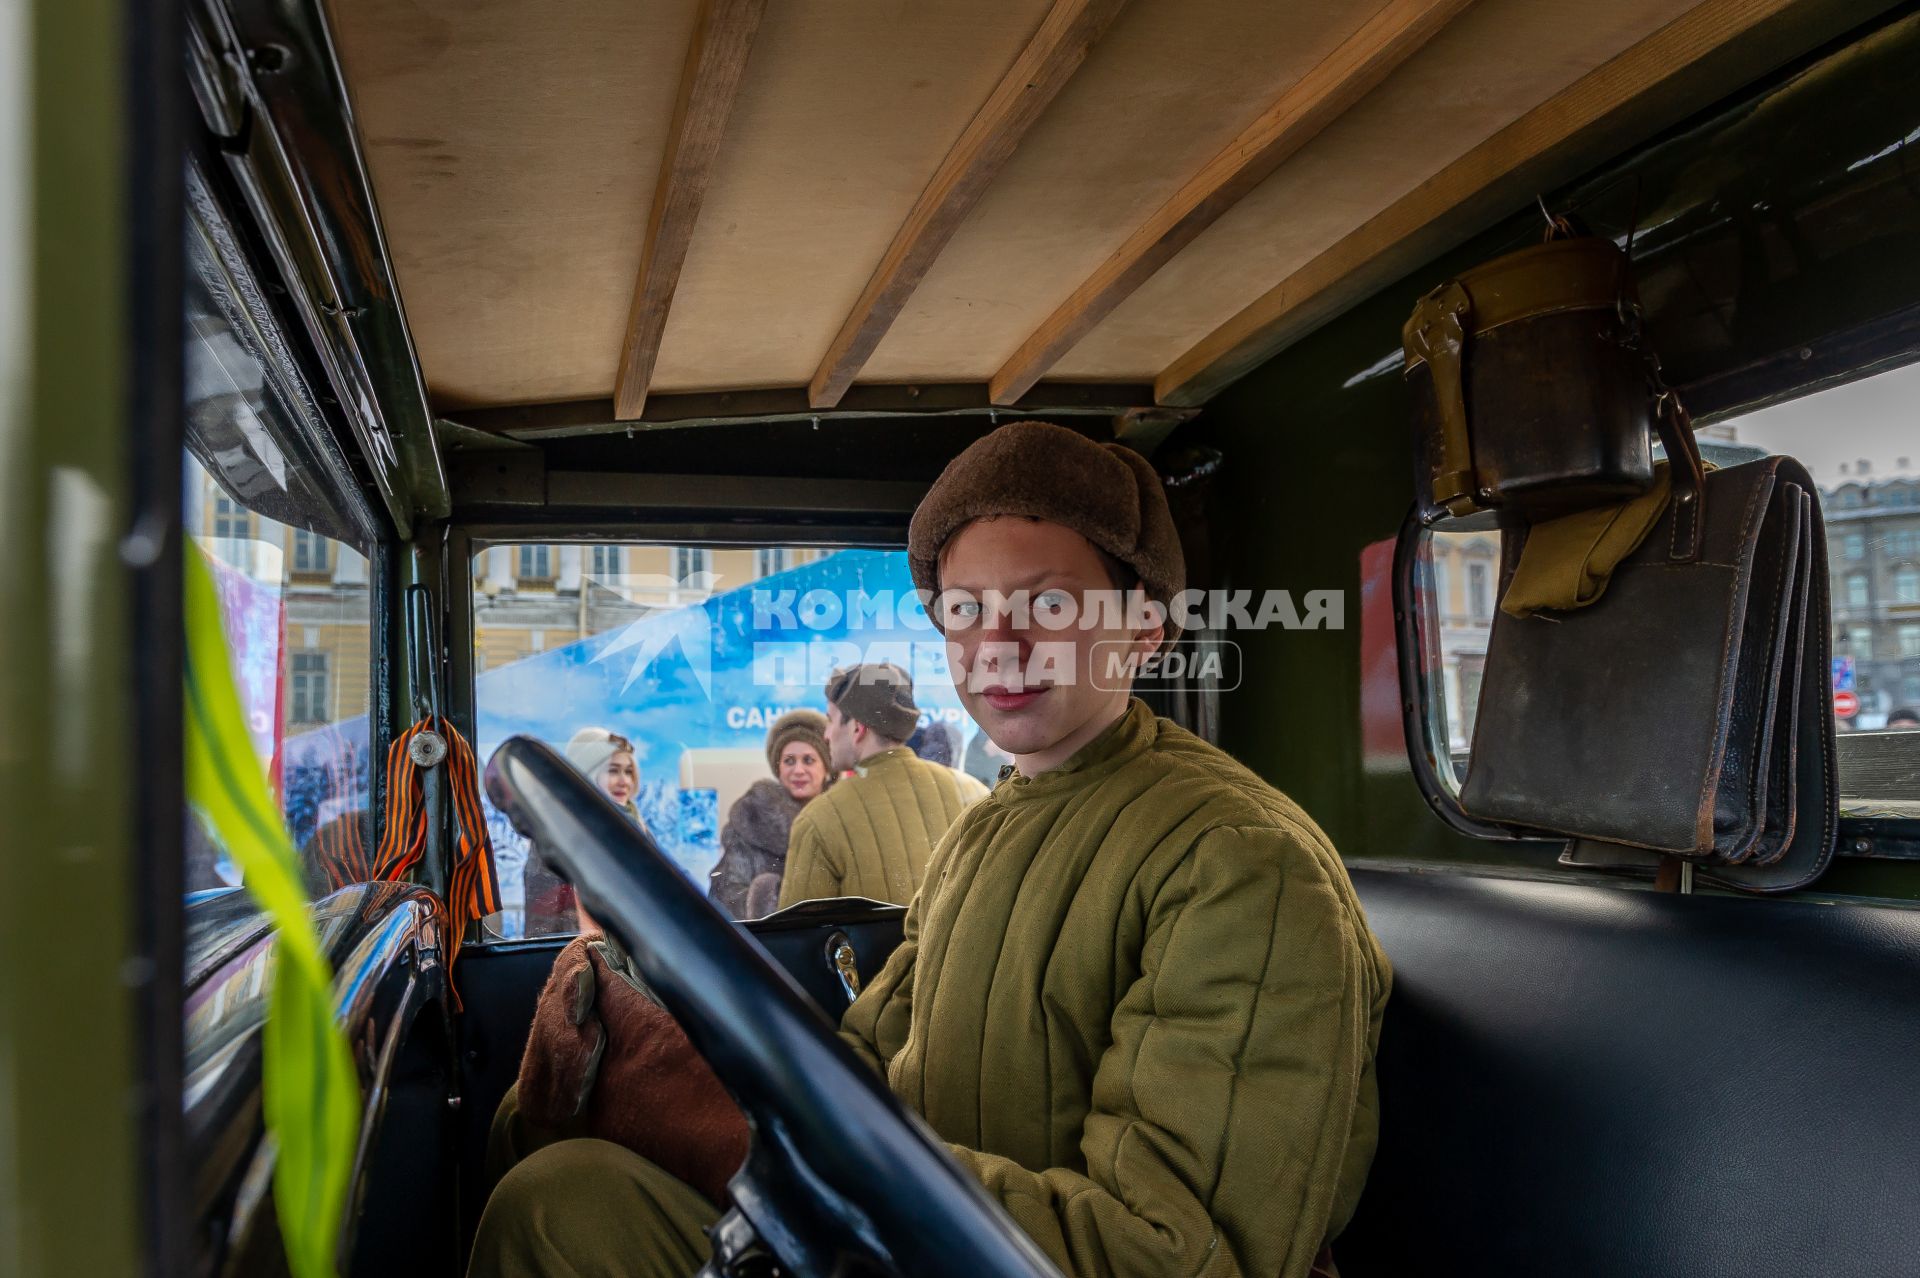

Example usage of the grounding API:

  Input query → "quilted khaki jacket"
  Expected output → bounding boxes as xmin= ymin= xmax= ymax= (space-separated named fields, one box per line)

xmin=778 ymin=746 xmax=986 ymax=907
xmin=840 ymin=699 xmax=1391 ymax=1278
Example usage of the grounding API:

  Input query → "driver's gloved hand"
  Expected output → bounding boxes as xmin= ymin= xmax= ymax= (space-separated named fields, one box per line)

xmin=515 ymin=933 xmax=749 ymax=1205
xmin=518 ymin=937 xmax=606 ymax=1125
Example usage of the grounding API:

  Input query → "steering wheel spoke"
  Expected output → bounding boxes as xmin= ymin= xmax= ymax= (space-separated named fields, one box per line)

xmin=700 ymin=1204 xmax=783 ymax=1278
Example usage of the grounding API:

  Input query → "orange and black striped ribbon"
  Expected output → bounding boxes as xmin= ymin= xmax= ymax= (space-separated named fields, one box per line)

xmin=373 ymin=717 xmax=502 ymax=1003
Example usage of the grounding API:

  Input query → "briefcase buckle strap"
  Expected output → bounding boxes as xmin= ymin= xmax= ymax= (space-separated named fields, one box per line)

xmin=1653 ymin=390 xmax=1705 ymax=562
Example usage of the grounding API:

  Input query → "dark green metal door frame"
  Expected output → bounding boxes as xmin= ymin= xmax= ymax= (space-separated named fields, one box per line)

xmin=0 ymin=0 xmax=188 ymax=1273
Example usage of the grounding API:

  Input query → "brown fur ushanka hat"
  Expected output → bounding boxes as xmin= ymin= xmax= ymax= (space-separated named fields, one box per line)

xmin=763 ymin=708 xmax=829 ymax=777
xmin=908 ymin=420 xmax=1186 ymax=639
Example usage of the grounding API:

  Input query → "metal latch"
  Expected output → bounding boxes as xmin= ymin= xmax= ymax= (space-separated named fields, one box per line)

xmin=825 ymin=931 xmax=862 ymax=1005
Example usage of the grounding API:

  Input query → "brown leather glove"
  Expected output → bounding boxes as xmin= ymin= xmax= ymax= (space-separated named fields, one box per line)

xmin=516 ymin=935 xmax=750 ymax=1204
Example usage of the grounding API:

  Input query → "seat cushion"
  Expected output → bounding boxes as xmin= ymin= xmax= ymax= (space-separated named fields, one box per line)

xmin=1337 ymin=868 xmax=1920 ymax=1278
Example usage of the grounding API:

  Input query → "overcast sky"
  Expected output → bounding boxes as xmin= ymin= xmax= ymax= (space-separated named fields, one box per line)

xmin=1728 ymin=359 xmax=1920 ymax=485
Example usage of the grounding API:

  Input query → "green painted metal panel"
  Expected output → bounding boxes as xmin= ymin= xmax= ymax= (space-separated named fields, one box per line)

xmin=0 ymin=0 xmax=145 ymax=1272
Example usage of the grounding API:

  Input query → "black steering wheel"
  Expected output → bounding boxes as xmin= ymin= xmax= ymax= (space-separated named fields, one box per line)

xmin=484 ymin=736 xmax=1061 ymax=1278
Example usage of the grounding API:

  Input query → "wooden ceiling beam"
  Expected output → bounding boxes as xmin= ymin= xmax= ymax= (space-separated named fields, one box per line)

xmin=613 ymin=0 xmax=768 ymax=421
xmin=988 ymin=0 xmax=1474 ymax=406
xmin=1152 ymin=0 xmax=1862 ymax=408
xmin=806 ymin=0 xmax=1133 ymax=410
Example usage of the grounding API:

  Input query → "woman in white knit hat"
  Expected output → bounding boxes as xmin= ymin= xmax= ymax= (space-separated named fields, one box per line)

xmin=525 ymin=727 xmax=650 ymax=934
xmin=565 ymin=727 xmax=647 ymax=829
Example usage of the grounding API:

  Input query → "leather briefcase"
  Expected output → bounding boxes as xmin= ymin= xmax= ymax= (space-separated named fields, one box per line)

xmin=1458 ymin=412 xmax=1838 ymax=893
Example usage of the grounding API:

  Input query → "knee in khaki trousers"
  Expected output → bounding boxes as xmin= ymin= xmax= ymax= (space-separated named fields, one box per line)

xmin=469 ymin=1086 xmax=720 ymax=1278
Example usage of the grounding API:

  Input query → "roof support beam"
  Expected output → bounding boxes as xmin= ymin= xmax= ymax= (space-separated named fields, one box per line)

xmin=807 ymin=0 xmax=1133 ymax=410
xmin=613 ymin=0 xmax=768 ymax=420
xmin=1152 ymin=0 xmax=1862 ymax=407
xmin=989 ymin=0 xmax=1474 ymax=406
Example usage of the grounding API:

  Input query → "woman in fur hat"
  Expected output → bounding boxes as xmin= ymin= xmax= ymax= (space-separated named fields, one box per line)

xmin=706 ymin=709 xmax=830 ymax=919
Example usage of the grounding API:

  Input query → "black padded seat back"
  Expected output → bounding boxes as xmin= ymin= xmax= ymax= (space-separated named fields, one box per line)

xmin=1339 ymin=868 xmax=1920 ymax=1278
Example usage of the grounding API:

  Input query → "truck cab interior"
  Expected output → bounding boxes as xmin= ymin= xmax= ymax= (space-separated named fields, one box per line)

xmin=12 ymin=0 xmax=1920 ymax=1275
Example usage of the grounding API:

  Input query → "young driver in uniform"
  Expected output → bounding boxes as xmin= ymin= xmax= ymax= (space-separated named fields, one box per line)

xmin=469 ymin=419 xmax=1391 ymax=1278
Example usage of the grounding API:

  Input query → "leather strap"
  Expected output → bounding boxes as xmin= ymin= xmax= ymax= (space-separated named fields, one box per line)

xmin=1402 ymin=280 xmax=1476 ymax=516
xmin=1653 ymin=392 xmax=1705 ymax=561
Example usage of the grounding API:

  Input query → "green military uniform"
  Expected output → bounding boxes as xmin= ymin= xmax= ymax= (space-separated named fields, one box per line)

xmin=776 ymin=745 xmax=986 ymax=908
xmin=471 ymin=701 xmax=1389 ymax=1278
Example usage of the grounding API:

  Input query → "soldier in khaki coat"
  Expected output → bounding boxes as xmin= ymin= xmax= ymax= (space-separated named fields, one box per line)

xmin=470 ymin=420 xmax=1391 ymax=1278
xmin=778 ymin=662 xmax=986 ymax=909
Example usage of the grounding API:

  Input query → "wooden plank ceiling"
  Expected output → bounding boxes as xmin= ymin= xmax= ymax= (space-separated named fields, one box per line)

xmin=326 ymin=0 xmax=1812 ymax=419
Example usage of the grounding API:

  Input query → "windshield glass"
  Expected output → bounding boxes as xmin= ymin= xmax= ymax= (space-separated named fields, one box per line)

xmin=471 ymin=543 xmax=996 ymax=937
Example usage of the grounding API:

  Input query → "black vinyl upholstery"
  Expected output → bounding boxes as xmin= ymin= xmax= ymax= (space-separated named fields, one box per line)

xmin=743 ymin=898 xmax=906 ymax=1018
xmin=1339 ymin=868 xmax=1920 ymax=1278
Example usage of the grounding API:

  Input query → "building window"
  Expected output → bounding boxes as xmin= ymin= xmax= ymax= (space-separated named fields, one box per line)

xmin=590 ymin=545 xmax=622 ymax=579
xmin=1848 ymin=573 xmax=1871 ymax=608
xmin=1849 ymin=626 xmax=1874 ymax=661
xmin=211 ymin=491 xmax=252 ymax=540
xmin=1896 ymin=568 xmax=1920 ymax=603
xmin=1466 ymin=561 xmax=1492 ymax=622
xmin=1891 ymin=529 xmax=1919 ymax=557
xmin=672 ymin=547 xmax=712 ymax=582
xmin=1844 ymin=533 xmax=1866 ymax=561
xmin=755 ymin=547 xmax=788 ymax=578
xmin=518 ymin=544 xmax=553 ymax=583
xmin=1457 ymin=659 xmax=1485 ymax=744
xmin=1904 ymin=675 xmax=1920 ymax=705
xmin=290 ymin=651 xmax=329 ymax=725
xmin=292 ymin=528 xmax=331 ymax=575
xmin=1899 ymin=625 xmax=1920 ymax=659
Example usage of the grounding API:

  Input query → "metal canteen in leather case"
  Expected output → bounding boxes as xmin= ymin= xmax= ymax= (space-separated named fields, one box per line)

xmin=1403 ymin=234 xmax=1659 ymax=524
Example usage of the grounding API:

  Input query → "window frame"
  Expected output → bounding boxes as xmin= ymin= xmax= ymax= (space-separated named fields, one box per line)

xmin=672 ymin=545 xmax=714 ymax=582
xmin=1392 ymin=423 xmax=1920 ymax=866
xmin=290 ymin=527 xmax=333 ymax=578
xmin=1465 ymin=560 xmax=1492 ymax=623
xmin=517 ymin=543 xmax=554 ymax=585
xmin=288 ymin=650 xmax=330 ymax=726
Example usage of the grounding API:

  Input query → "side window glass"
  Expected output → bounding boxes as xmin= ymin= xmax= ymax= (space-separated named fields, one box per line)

xmin=1410 ymin=359 xmax=1920 ymax=819
xmin=182 ymin=202 xmax=377 ymax=898
xmin=185 ymin=455 xmax=375 ymax=893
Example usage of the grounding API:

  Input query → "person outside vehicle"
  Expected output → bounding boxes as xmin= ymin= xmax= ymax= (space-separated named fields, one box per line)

xmin=524 ymin=727 xmax=648 ymax=934
xmin=706 ymin=709 xmax=831 ymax=919
xmin=776 ymin=662 xmax=987 ymax=909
